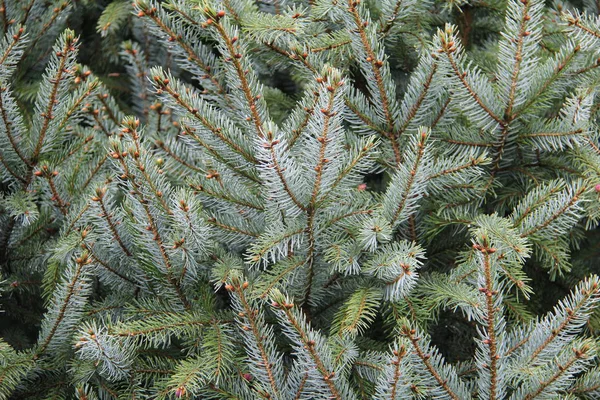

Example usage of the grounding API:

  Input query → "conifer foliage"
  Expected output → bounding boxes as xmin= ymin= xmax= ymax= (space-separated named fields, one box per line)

xmin=1 ymin=0 xmax=600 ymax=398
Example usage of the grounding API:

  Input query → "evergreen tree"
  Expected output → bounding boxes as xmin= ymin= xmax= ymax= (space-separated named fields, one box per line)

xmin=1 ymin=0 xmax=600 ymax=398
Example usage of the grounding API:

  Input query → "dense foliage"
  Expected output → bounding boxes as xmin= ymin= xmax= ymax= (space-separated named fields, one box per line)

xmin=1 ymin=0 xmax=600 ymax=398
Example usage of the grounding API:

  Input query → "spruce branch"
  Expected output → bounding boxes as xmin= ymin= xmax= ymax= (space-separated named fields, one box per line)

xmin=110 ymin=119 xmax=191 ymax=309
xmin=342 ymin=0 xmax=401 ymax=163
xmin=37 ymin=253 xmax=93 ymax=356
xmin=3 ymin=1 xmax=600 ymax=397
xmin=0 ymin=27 xmax=29 ymax=170
xmin=206 ymin=9 xmax=269 ymax=138
xmin=0 ymin=342 xmax=34 ymax=400
xmin=226 ymin=278 xmax=286 ymax=400
xmin=438 ymin=29 xmax=503 ymax=132
xmin=400 ymin=324 xmax=468 ymax=400
xmin=372 ymin=342 xmax=410 ymax=399
xmin=91 ymin=187 xmax=132 ymax=257
xmin=29 ymin=29 xmax=78 ymax=173
xmin=512 ymin=41 xmax=582 ymax=119
xmin=507 ymin=275 xmax=600 ymax=365
xmin=474 ymin=239 xmax=502 ymax=400
xmin=332 ymin=287 xmax=381 ymax=338
xmin=152 ymin=69 xmax=258 ymax=166
xmin=517 ymin=182 xmax=586 ymax=239
xmin=497 ymin=0 xmax=544 ymax=119
xmin=135 ymin=0 xmax=231 ymax=105
xmin=270 ymin=289 xmax=356 ymax=400
xmin=81 ymin=241 xmax=138 ymax=286
xmin=382 ymin=127 xmax=432 ymax=229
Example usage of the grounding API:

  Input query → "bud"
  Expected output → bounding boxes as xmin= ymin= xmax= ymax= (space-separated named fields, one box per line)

xmin=175 ymin=387 xmax=186 ymax=398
